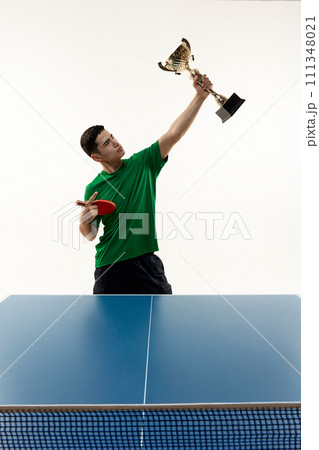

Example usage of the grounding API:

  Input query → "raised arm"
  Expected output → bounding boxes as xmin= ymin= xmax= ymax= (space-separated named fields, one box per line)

xmin=158 ymin=74 xmax=213 ymax=159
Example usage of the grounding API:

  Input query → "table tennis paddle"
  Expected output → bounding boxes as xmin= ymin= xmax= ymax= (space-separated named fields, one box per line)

xmin=76 ymin=200 xmax=116 ymax=215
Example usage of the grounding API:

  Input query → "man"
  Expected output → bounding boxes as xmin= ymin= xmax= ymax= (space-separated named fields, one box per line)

xmin=77 ymin=74 xmax=213 ymax=294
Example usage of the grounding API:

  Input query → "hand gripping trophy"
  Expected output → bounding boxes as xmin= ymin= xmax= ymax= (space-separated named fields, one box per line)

xmin=158 ymin=38 xmax=245 ymax=123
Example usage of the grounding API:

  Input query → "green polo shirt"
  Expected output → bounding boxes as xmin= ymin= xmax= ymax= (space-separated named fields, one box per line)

xmin=84 ymin=140 xmax=167 ymax=267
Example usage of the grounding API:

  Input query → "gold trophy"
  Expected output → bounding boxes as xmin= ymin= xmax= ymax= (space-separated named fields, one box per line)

xmin=158 ymin=38 xmax=245 ymax=123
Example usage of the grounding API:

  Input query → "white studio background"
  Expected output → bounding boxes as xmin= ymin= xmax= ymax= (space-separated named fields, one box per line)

xmin=0 ymin=0 xmax=300 ymax=296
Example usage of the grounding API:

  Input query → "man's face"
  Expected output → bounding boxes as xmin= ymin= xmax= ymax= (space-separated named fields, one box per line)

xmin=93 ymin=129 xmax=125 ymax=164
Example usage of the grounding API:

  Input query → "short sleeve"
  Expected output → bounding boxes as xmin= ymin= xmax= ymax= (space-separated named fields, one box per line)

xmin=141 ymin=141 xmax=168 ymax=178
xmin=84 ymin=186 xmax=102 ymax=229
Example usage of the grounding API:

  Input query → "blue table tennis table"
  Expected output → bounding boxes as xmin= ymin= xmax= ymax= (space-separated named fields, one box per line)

xmin=0 ymin=294 xmax=301 ymax=449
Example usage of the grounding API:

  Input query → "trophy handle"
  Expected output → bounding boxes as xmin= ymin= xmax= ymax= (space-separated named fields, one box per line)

xmin=158 ymin=62 xmax=173 ymax=72
xmin=187 ymin=68 xmax=228 ymax=106
xmin=158 ymin=62 xmax=182 ymax=75
xmin=181 ymin=38 xmax=191 ymax=51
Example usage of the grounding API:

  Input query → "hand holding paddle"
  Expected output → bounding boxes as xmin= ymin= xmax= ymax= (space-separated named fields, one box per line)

xmin=76 ymin=192 xmax=99 ymax=225
xmin=76 ymin=192 xmax=116 ymax=225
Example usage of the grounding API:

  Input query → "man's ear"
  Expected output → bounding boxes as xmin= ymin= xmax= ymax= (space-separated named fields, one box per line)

xmin=91 ymin=153 xmax=101 ymax=162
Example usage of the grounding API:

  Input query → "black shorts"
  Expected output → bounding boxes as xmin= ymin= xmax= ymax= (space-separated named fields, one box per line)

xmin=93 ymin=252 xmax=172 ymax=295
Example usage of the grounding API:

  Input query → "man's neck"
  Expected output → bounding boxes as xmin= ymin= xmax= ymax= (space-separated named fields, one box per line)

xmin=101 ymin=159 xmax=123 ymax=174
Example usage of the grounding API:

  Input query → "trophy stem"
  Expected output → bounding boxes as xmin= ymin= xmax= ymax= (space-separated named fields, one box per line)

xmin=187 ymin=68 xmax=228 ymax=107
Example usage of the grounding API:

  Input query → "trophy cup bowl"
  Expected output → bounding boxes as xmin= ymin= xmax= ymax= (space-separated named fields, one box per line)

xmin=158 ymin=38 xmax=245 ymax=123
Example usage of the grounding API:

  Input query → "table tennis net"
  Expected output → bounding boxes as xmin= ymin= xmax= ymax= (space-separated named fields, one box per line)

xmin=0 ymin=405 xmax=301 ymax=449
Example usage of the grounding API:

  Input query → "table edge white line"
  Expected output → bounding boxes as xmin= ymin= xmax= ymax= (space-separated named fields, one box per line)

xmin=143 ymin=296 xmax=153 ymax=405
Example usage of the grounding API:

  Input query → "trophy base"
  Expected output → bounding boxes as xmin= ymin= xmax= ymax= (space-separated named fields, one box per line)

xmin=215 ymin=93 xmax=245 ymax=123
